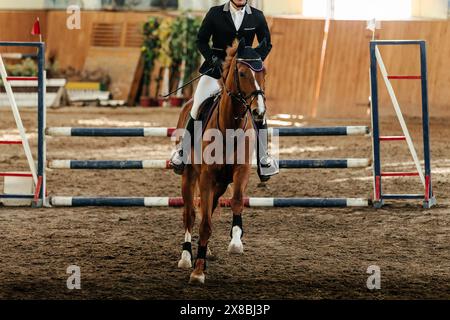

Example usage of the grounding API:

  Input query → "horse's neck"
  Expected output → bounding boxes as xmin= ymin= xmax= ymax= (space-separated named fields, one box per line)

xmin=219 ymin=93 xmax=235 ymax=129
xmin=219 ymin=64 xmax=244 ymax=130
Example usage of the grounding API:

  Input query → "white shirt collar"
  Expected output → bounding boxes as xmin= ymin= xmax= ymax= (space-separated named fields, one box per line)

xmin=224 ymin=2 xmax=252 ymax=14
xmin=229 ymin=2 xmax=246 ymax=15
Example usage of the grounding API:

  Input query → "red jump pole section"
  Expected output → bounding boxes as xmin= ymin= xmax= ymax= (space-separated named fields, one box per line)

xmin=374 ymin=175 xmax=381 ymax=201
xmin=33 ymin=176 xmax=43 ymax=203
xmin=381 ymin=172 xmax=420 ymax=177
xmin=379 ymin=136 xmax=406 ymax=141
xmin=387 ymin=76 xmax=422 ymax=80
xmin=0 ymin=172 xmax=33 ymax=177
xmin=6 ymin=76 xmax=38 ymax=81
xmin=0 ymin=140 xmax=22 ymax=145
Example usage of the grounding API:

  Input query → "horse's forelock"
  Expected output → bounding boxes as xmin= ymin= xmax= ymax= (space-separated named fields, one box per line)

xmin=222 ymin=41 xmax=239 ymax=80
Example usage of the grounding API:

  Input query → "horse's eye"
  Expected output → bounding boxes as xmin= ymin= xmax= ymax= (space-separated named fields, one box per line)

xmin=239 ymin=72 xmax=246 ymax=78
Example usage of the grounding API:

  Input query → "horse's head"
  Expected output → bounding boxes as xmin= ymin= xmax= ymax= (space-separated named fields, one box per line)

xmin=222 ymin=38 xmax=269 ymax=119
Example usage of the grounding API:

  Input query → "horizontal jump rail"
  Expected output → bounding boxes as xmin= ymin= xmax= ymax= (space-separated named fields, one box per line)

xmin=0 ymin=194 xmax=34 ymax=199
xmin=1 ymin=53 xmax=38 ymax=59
xmin=381 ymin=194 xmax=425 ymax=200
xmin=6 ymin=76 xmax=39 ymax=81
xmin=48 ymin=159 xmax=370 ymax=170
xmin=50 ymin=197 xmax=370 ymax=208
xmin=0 ymin=140 xmax=22 ymax=145
xmin=275 ymin=126 xmax=370 ymax=136
xmin=371 ymin=40 xmax=425 ymax=46
xmin=381 ymin=172 xmax=419 ymax=177
xmin=46 ymin=127 xmax=177 ymax=137
xmin=0 ymin=172 xmax=33 ymax=177
xmin=379 ymin=136 xmax=406 ymax=141
xmin=45 ymin=126 xmax=370 ymax=137
xmin=0 ymin=42 xmax=44 ymax=48
xmin=387 ymin=75 xmax=421 ymax=80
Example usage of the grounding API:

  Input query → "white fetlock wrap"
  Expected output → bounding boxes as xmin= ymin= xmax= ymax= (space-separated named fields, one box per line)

xmin=228 ymin=226 xmax=244 ymax=254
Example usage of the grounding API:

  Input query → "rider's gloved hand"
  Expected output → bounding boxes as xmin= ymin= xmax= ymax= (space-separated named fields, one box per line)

xmin=210 ymin=55 xmax=223 ymax=71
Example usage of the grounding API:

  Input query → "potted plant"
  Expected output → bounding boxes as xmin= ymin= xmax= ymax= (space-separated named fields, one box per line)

xmin=140 ymin=17 xmax=161 ymax=107
xmin=6 ymin=58 xmax=37 ymax=77
xmin=182 ymin=13 xmax=202 ymax=101
xmin=166 ymin=12 xmax=202 ymax=107
xmin=168 ymin=15 xmax=185 ymax=107
xmin=155 ymin=18 xmax=173 ymax=107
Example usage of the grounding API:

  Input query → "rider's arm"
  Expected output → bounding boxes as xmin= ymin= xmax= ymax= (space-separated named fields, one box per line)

xmin=196 ymin=8 xmax=215 ymax=64
xmin=255 ymin=12 xmax=273 ymax=61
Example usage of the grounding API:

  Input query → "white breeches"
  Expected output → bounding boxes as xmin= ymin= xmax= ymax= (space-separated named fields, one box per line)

xmin=190 ymin=75 xmax=221 ymax=119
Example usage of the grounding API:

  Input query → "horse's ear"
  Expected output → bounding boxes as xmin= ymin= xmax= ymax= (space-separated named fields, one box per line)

xmin=256 ymin=38 xmax=267 ymax=52
xmin=238 ymin=38 xmax=246 ymax=55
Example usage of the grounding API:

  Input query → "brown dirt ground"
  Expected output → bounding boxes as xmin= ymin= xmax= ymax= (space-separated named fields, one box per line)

xmin=0 ymin=106 xmax=449 ymax=300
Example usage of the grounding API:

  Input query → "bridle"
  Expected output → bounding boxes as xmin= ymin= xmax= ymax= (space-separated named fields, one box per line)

xmin=223 ymin=58 xmax=266 ymax=122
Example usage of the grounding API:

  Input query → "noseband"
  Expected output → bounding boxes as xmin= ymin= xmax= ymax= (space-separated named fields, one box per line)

xmin=224 ymin=58 xmax=266 ymax=121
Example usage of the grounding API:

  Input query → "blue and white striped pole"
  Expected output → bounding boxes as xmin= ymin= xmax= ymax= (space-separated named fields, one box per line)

xmin=51 ymin=196 xmax=370 ymax=208
xmin=46 ymin=126 xmax=370 ymax=137
xmin=48 ymin=159 xmax=370 ymax=170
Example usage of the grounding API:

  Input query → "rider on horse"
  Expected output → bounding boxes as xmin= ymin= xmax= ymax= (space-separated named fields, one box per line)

xmin=170 ymin=0 xmax=279 ymax=181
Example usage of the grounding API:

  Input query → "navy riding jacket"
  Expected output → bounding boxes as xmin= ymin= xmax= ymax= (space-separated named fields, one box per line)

xmin=196 ymin=2 xmax=273 ymax=79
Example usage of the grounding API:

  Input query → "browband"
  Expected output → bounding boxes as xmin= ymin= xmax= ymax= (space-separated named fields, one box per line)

xmin=237 ymin=58 xmax=264 ymax=72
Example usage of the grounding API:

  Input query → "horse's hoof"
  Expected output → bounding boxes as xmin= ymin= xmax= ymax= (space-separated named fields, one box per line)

xmin=228 ymin=239 xmax=244 ymax=254
xmin=257 ymin=182 xmax=268 ymax=188
xmin=178 ymin=258 xmax=192 ymax=269
xmin=189 ymin=272 xmax=205 ymax=284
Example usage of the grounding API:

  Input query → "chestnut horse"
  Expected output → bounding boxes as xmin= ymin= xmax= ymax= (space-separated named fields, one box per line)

xmin=175 ymin=39 xmax=268 ymax=284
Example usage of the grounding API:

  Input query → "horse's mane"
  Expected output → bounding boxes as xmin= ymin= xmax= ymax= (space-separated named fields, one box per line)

xmin=222 ymin=40 xmax=239 ymax=80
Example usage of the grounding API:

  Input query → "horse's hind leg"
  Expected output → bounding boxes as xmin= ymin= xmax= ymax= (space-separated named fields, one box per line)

xmin=190 ymin=173 xmax=215 ymax=284
xmin=228 ymin=167 xmax=250 ymax=254
xmin=212 ymin=183 xmax=228 ymax=213
xmin=178 ymin=167 xmax=197 ymax=269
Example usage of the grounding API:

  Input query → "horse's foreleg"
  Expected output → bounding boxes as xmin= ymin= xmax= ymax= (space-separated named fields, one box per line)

xmin=228 ymin=167 xmax=250 ymax=254
xmin=189 ymin=173 xmax=214 ymax=284
xmin=178 ymin=168 xmax=197 ymax=269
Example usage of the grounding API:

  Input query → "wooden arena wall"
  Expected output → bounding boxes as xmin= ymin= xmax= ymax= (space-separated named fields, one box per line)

xmin=0 ymin=10 xmax=47 ymax=54
xmin=1 ymin=10 xmax=449 ymax=118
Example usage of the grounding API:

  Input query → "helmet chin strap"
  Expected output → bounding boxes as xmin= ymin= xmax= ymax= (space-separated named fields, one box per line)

xmin=230 ymin=0 xmax=247 ymax=8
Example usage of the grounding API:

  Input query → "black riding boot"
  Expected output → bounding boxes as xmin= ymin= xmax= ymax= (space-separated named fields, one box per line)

xmin=170 ymin=114 xmax=196 ymax=175
xmin=255 ymin=119 xmax=279 ymax=182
